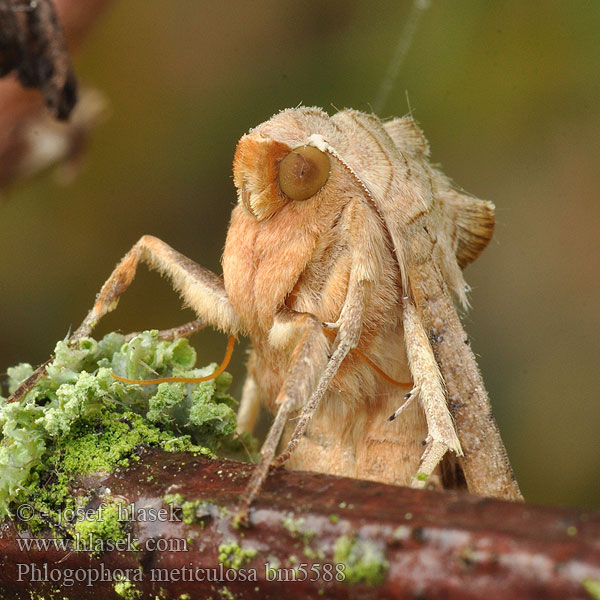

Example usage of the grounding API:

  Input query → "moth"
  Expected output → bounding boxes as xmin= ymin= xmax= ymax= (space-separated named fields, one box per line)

xmin=11 ymin=107 xmax=522 ymax=520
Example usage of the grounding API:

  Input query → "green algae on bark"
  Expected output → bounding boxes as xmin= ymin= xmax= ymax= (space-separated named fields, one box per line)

xmin=333 ymin=534 xmax=389 ymax=586
xmin=0 ymin=330 xmax=237 ymax=528
xmin=217 ymin=540 xmax=258 ymax=569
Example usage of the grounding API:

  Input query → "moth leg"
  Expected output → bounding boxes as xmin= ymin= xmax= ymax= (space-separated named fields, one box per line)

xmin=272 ymin=332 xmax=355 ymax=468
xmin=72 ymin=235 xmax=239 ymax=340
xmin=123 ymin=319 xmax=207 ymax=342
xmin=8 ymin=237 xmax=239 ymax=404
xmin=412 ymin=440 xmax=450 ymax=488
xmin=236 ymin=309 xmax=329 ymax=523
xmin=238 ymin=200 xmax=370 ymax=521
xmin=272 ymin=200 xmax=375 ymax=468
xmin=273 ymin=278 xmax=368 ymax=468
xmin=402 ymin=296 xmax=462 ymax=488
xmin=236 ymin=375 xmax=260 ymax=435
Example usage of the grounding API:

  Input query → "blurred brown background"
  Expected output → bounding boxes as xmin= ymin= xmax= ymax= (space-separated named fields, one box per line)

xmin=0 ymin=1 xmax=598 ymax=508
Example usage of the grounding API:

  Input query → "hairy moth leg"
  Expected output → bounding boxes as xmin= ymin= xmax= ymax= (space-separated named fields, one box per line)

xmin=273 ymin=275 xmax=368 ymax=470
xmin=72 ymin=235 xmax=239 ymax=340
xmin=238 ymin=266 xmax=367 ymax=522
xmin=236 ymin=309 xmax=329 ymax=523
xmin=272 ymin=198 xmax=377 ymax=473
xmin=123 ymin=319 xmax=207 ymax=342
xmin=236 ymin=375 xmax=260 ymax=436
xmin=8 ymin=238 xmax=238 ymax=404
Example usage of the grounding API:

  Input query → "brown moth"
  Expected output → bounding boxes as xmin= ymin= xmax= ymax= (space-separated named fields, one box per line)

xmin=11 ymin=107 xmax=522 ymax=520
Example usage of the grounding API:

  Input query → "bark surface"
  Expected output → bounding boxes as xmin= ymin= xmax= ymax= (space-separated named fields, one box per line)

xmin=1 ymin=450 xmax=599 ymax=599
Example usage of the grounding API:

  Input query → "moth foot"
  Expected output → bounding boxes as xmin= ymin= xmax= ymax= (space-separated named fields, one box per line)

xmin=409 ymin=439 xmax=450 ymax=489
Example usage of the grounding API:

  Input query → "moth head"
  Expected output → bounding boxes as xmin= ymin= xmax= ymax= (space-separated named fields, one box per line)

xmin=233 ymin=131 xmax=331 ymax=221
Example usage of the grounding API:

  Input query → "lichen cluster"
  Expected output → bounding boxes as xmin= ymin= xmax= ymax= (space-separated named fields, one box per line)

xmin=0 ymin=330 xmax=237 ymax=527
xmin=218 ymin=540 xmax=258 ymax=569
xmin=333 ymin=534 xmax=389 ymax=585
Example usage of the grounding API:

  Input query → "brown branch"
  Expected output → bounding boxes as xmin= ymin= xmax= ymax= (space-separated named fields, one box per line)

xmin=1 ymin=450 xmax=599 ymax=599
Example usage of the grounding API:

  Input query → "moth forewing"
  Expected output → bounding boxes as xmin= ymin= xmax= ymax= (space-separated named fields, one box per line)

xmin=412 ymin=258 xmax=523 ymax=500
xmin=397 ymin=147 xmax=521 ymax=499
xmin=318 ymin=108 xmax=521 ymax=498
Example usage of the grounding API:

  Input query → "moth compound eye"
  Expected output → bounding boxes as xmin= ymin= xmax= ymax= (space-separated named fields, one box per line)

xmin=278 ymin=145 xmax=330 ymax=201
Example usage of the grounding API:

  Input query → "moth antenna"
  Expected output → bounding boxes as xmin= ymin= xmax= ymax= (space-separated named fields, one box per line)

xmin=373 ymin=0 xmax=432 ymax=114
xmin=111 ymin=335 xmax=235 ymax=386
xmin=405 ymin=90 xmax=414 ymax=118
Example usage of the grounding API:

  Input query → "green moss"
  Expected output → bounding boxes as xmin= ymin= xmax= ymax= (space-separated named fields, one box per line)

xmin=0 ymin=331 xmax=238 ymax=531
xmin=73 ymin=501 xmax=130 ymax=554
xmin=163 ymin=493 xmax=214 ymax=526
xmin=218 ymin=540 xmax=258 ymax=569
xmin=329 ymin=514 xmax=339 ymax=524
xmin=281 ymin=514 xmax=322 ymax=559
xmin=584 ymin=579 xmax=600 ymax=600
xmin=282 ymin=515 xmax=315 ymax=541
xmin=218 ymin=587 xmax=235 ymax=600
xmin=60 ymin=410 xmax=184 ymax=475
xmin=333 ymin=534 xmax=388 ymax=586
xmin=114 ymin=577 xmax=142 ymax=600
xmin=416 ymin=471 xmax=428 ymax=482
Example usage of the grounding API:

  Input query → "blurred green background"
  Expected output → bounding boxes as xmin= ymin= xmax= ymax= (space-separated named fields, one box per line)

xmin=1 ymin=1 xmax=598 ymax=508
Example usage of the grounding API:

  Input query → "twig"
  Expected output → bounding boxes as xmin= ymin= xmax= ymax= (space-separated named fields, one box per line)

xmin=1 ymin=450 xmax=599 ymax=599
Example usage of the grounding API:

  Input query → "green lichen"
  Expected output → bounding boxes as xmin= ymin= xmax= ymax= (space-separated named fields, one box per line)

xmin=285 ymin=554 xmax=299 ymax=568
xmin=0 ymin=331 xmax=238 ymax=527
xmin=73 ymin=501 xmax=130 ymax=554
xmin=164 ymin=493 xmax=214 ymax=526
xmin=333 ymin=534 xmax=388 ymax=586
xmin=282 ymin=514 xmax=322 ymax=559
xmin=584 ymin=579 xmax=600 ymax=600
xmin=181 ymin=500 xmax=207 ymax=526
xmin=217 ymin=587 xmax=236 ymax=600
xmin=282 ymin=515 xmax=315 ymax=542
xmin=218 ymin=540 xmax=258 ymax=569
xmin=302 ymin=544 xmax=325 ymax=561
xmin=114 ymin=577 xmax=142 ymax=600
